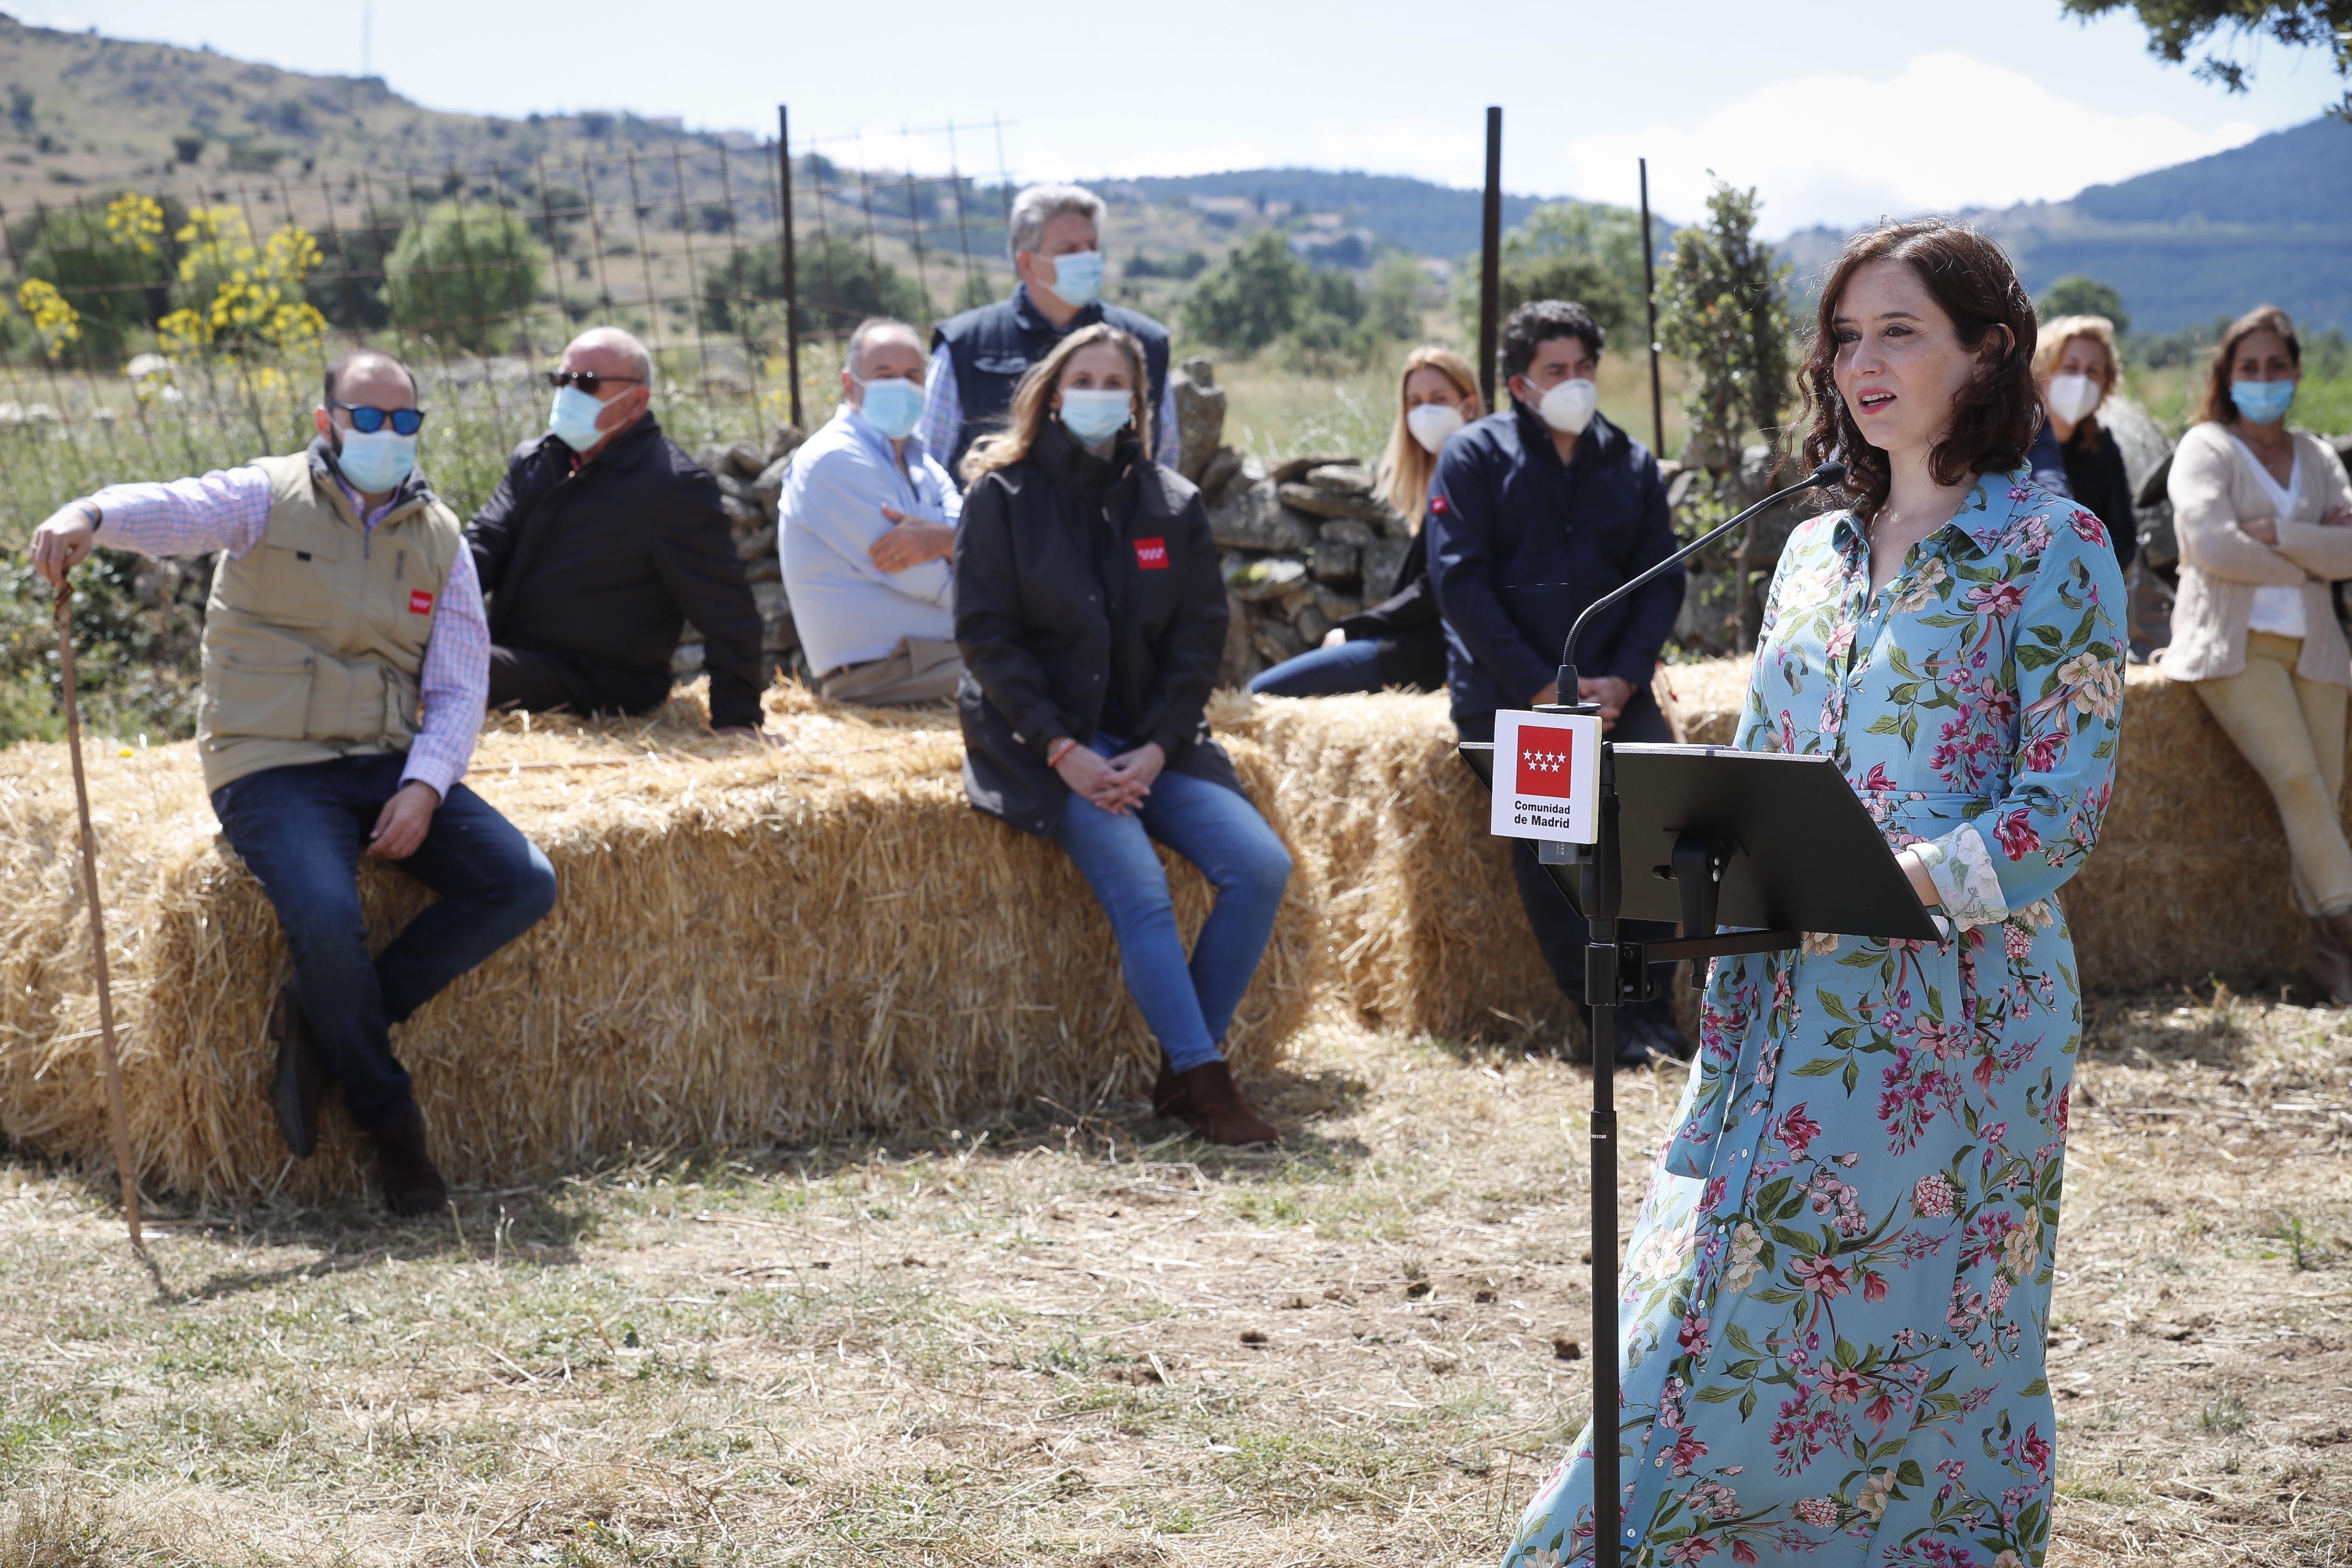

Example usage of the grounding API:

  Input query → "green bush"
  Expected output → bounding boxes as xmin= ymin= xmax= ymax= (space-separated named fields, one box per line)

xmin=14 ymin=195 xmax=184 ymax=359
xmin=1185 ymin=231 xmax=1309 ymax=353
xmin=2037 ymin=274 xmax=2130 ymax=336
xmin=1454 ymin=201 xmax=1647 ymax=344
xmin=382 ymin=203 xmax=547 ymax=353
xmin=699 ymin=235 xmax=930 ymax=337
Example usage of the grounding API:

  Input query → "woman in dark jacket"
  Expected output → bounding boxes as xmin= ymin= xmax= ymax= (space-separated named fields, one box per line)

xmin=2035 ymin=313 xmax=2138 ymax=570
xmin=1248 ymin=344 xmax=1477 ymax=696
xmin=954 ymin=323 xmax=1290 ymax=1145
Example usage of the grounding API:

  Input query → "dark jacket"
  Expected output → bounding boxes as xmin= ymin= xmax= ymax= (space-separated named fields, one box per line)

xmin=933 ymin=286 xmax=1171 ymax=477
xmin=1424 ymin=404 xmax=1683 ymax=727
xmin=465 ymin=415 xmax=767 ymax=730
xmin=953 ymin=424 xmax=1240 ymax=836
xmin=1335 ymin=527 xmax=1448 ymax=690
xmin=2060 ymin=421 xmax=2140 ymax=571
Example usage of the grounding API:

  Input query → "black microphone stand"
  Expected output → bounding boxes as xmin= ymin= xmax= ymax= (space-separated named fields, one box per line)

xmin=1537 ymin=458 xmax=1845 ymax=1568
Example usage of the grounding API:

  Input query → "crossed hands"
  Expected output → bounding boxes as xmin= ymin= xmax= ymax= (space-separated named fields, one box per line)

xmin=2252 ymin=505 xmax=2352 ymax=545
xmin=1053 ymin=740 xmax=1166 ymax=816
xmin=871 ymin=506 xmax=957 ymax=574
xmin=1527 ymin=675 xmax=1636 ymax=731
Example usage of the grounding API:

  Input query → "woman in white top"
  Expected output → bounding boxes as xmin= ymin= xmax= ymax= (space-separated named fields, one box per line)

xmin=2166 ymin=304 xmax=2352 ymax=999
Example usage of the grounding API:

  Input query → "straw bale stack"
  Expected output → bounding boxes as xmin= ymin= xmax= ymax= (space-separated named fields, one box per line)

xmin=1627 ymin=656 xmax=2332 ymax=990
xmin=1215 ymin=692 xmax=1569 ymax=1045
xmin=0 ymin=687 xmax=1321 ymax=1202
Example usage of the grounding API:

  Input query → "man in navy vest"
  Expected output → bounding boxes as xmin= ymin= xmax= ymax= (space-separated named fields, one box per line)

xmin=920 ymin=183 xmax=1177 ymax=478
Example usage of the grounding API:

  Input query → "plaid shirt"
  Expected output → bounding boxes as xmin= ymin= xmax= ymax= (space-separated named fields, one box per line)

xmin=87 ymin=464 xmax=488 ymax=798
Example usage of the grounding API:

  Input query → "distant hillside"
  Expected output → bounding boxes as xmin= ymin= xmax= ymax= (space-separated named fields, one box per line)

xmin=1097 ymin=169 xmax=1556 ymax=260
xmin=1779 ymin=118 xmax=2352 ymax=334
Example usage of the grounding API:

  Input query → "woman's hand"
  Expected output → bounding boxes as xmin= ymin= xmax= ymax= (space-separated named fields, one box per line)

xmin=1054 ymin=742 xmax=1147 ymax=814
xmin=1895 ymin=848 xmax=1942 ymax=909
xmin=1107 ymin=741 xmax=1166 ymax=800
xmin=2323 ymin=503 xmax=2352 ymax=528
xmin=2243 ymin=515 xmax=2281 ymax=546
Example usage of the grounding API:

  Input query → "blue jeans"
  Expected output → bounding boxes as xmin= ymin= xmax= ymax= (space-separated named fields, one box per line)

xmin=1248 ymin=637 xmax=1385 ymax=697
xmin=1050 ymin=739 xmax=1292 ymax=1072
xmin=212 ymin=753 xmax=558 ymax=1133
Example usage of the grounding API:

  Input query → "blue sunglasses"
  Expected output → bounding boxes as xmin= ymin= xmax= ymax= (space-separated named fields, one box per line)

xmin=328 ymin=398 xmax=426 ymax=437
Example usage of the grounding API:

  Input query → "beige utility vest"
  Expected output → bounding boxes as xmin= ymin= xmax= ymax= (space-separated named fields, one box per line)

xmin=198 ymin=450 xmax=465 ymax=794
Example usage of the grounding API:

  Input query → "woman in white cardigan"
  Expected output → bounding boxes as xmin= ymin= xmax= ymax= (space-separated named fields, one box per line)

xmin=2167 ymin=304 xmax=2352 ymax=999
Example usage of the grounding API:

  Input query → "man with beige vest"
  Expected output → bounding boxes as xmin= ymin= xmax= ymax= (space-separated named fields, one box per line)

xmin=29 ymin=349 xmax=557 ymax=1216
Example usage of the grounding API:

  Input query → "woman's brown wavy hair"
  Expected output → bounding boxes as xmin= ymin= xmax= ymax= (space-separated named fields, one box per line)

xmin=1797 ymin=219 xmax=2040 ymax=520
xmin=2195 ymin=304 xmax=2299 ymax=428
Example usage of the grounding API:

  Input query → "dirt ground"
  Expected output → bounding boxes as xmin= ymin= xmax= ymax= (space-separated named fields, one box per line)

xmin=2 ymin=989 xmax=2348 ymax=1566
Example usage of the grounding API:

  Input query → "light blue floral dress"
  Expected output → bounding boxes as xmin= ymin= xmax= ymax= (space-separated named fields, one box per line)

xmin=1507 ymin=472 xmax=2127 ymax=1568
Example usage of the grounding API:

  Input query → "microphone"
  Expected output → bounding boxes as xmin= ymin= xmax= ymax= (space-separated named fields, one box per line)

xmin=1546 ymin=458 xmax=1849 ymax=712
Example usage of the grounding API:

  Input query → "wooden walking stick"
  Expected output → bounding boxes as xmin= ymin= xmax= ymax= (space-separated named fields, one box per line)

xmin=53 ymin=582 xmax=141 ymax=1249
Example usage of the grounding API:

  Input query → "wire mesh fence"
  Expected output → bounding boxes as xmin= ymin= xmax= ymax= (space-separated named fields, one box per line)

xmin=0 ymin=111 xmax=1019 ymax=533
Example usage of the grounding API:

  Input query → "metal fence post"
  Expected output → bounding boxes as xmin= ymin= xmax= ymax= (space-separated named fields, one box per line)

xmin=1479 ymin=106 xmax=1502 ymax=414
xmin=776 ymin=104 xmax=802 ymax=431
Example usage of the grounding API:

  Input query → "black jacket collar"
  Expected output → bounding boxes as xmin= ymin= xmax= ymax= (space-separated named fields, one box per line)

xmin=1509 ymin=400 xmax=1626 ymax=473
xmin=540 ymin=410 xmax=665 ymax=474
xmin=1011 ymin=283 xmax=1104 ymax=341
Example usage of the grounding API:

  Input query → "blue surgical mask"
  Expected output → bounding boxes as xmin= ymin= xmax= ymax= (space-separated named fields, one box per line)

xmin=334 ymin=426 xmax=417 ymax=494
xmin=1046 ymin=249 xmax=1104 ymax=308
xmin=1059 ymin=387 xmax=1132 ymax=446
xmin=548 ymin=383 xmax=613 ymax=452
xmin=855 ymin=375 xmax=925 ymax=441
xmin=2232 ymin=377 xmax=2296 ymax=426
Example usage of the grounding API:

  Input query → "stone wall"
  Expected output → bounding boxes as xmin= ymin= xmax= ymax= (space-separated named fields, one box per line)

xmin=677 ymin=425 xmax=807 ymax=678
xmin=1168 ymin=356 xmax=1416 ymax=687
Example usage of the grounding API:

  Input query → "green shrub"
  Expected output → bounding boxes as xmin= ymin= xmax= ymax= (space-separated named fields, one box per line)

xmin=382 ymin=203 xmax=547 ymax=353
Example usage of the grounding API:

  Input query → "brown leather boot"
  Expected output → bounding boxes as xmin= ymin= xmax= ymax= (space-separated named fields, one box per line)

xmin=370 ymin=1106 xmax=450 ymax=1218
xmin=1151 ymin=1052 xmax=1182 ymax=1117
xmin=1168 ymin=1061 xmax=1280 ymax=1146
xmin=2318 ymin=911 xmax=2352 ymax=1005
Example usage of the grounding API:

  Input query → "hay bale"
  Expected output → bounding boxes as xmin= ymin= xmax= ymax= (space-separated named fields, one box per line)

xmin=1216 ymin=691 xmax=1568 ymax=1045
xmin=1622 ymin=656 xmax=2329 ymax=991
xmin=0 ymin=685 xmax=1320 ymax=1202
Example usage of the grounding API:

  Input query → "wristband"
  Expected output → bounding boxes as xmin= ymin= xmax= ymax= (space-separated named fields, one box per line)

xmin=1046 ymin=738 xmax=1077 ymax=767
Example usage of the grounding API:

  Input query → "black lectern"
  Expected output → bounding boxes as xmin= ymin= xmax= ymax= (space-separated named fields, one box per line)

xmin=1452 ymin=450 xmax=1931 ymax=1568
xmin=1460 ymin=739 xmax=1933 ymax=1565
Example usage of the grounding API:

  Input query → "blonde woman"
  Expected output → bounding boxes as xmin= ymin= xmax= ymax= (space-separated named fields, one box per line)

xmin=2033 ymin=313 xmax=2137 ymax=567
xmin=1248 ymin=345 xmax=1482 ymax=696
xmin=954 ymin=324 xmax=1290 ymax=1144
xmin=2166 ymin=305 xmax=2352 ymax=1001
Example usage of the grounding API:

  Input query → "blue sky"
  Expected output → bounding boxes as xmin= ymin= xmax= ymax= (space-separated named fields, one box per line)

xmin=19 ymin=1 xmax=2347 ymax=232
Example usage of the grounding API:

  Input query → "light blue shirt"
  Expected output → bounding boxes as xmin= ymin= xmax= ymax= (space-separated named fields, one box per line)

xmin=779 ymin=404 xmax=963 ymax=675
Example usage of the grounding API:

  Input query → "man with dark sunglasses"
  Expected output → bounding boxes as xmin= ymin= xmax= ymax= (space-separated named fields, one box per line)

xmin=466 ymin=326 xmax=775 ymax=741
xmin=26 ymin=348 xmax=559 ymax=1218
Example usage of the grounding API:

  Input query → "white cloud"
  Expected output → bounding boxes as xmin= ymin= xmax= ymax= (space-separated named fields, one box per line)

xmin=1541 ymin=52 xmax=2264 ymax=233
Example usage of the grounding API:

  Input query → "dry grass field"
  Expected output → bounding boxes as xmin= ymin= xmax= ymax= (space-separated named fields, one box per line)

xmin=2 ymin=985 xmax=2349 ymax=1566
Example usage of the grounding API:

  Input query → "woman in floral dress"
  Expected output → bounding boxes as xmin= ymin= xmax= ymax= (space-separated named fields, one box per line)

xmin=1507 ymin=220 xmax=2127 ymax=1567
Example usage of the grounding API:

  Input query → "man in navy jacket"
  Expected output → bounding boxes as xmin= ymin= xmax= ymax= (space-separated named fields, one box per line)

xmin=1425 ymin=299 xmax=1686 ymax=1063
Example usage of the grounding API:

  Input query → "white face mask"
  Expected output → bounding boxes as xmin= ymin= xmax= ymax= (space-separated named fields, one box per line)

xmin=1534 ymin=376 xmax=1599 ymax=436
xmin=1405 ymin=402 xmax=1466 ymax=453
xmin=2045 ymin=372 xmax=2102 ymax=425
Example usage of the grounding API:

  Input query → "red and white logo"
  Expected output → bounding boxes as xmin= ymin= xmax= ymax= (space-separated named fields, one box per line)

xmin=1515 ymin=725 xmax=1578 ymax=800
xmin=1133 ymin=537 xmax=1169 ymax=570
xmin=408 ymin=589 xmax=435 ymax=615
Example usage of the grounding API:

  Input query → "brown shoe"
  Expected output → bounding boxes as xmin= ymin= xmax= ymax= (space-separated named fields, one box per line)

xmin=1167 ymin=1061 xmax=1280 ymax=1146
xmin=2319 ymin=912 xmax=2352 ymax=1005
xmin=369 ymin=1106 xmax=450 ymax=1218
xmin=1151 ymin=1052 xmax=1182 ymax=1117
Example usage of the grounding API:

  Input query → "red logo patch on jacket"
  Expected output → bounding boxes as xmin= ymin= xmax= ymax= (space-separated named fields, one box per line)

xmin=1429 ymin=494 xmax=1449 ymax=515
xmin=1133 ymin=537 xmax=1170 ymax=570
xmin=408 ymin=590 xmax=435 ymax=615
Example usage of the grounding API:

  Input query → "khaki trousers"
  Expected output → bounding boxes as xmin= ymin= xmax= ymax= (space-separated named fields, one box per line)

xmin=818 ymin=636 xmax=964 ymax=706
xmin=2193 ymin=631 xmax=2352 ymax=916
